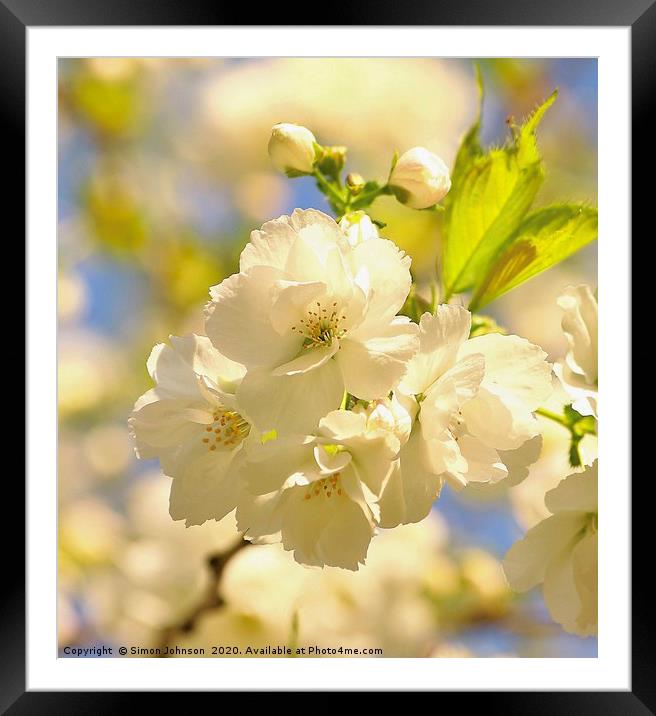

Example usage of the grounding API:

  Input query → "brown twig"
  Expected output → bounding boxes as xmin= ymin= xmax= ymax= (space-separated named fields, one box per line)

xmin=156 ymin=536 xmax=252 ymax=656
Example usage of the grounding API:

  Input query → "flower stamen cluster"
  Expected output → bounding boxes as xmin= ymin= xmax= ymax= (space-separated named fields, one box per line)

xmin=292 ymin=301 xmax=348 ymax=349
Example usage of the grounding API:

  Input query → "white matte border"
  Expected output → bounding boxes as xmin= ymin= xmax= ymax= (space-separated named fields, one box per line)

xmin=28 ymin=26 xmax=630 ymax=691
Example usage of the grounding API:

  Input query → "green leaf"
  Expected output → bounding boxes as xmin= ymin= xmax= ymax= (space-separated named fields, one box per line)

xmin=515 ymin=88 xmax=558 ymax=166
xmin=469 ymin=204 xmax=598 ymax=310
xmin=469 ymin=314 xmax=507 ymax=338
xmin=388 ymin=149 xmax=400 ymax=179
xmin=442 ymin=89 xmax=557 ymax=297
xmin=446 ymin=63 xmax=484 ymax=197
xmin=563 ymin=404 xmax=597 ymax=437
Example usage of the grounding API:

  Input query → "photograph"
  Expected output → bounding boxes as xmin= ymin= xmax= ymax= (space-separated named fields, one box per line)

xmin=56 ymin=56 xmax=599 ymax=661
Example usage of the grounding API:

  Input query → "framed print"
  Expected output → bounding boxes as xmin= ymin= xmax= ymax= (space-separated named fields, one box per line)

xmin=6 ymin=0 xmax=643 ymax=708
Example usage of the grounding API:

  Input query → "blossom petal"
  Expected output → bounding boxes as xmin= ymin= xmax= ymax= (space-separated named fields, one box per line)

xmin=338 ymin=319 xmax=419 ymax=400
xmin=313 ymin=445 xmax=352 ymax=475
xmin=180 ymin=407 xmax=215 ymax=425
xmin=168 ymin=334 xmax=246 ymax=386
xmin=420 ymin=353 xmax=485 ymax=438
xmin=339 ymin=466 xmax=380 ymax=523
xmin=279 ymin=485 xmax=375 ymax=570
xmin=558 ymin=284 xmax=597 ymax=386
xmin=457 ymin=434 xmax=508 ymax=484
xmin=169 ymin=448 xmax=240 ymax=526
xmin=286 ymin=235 xmax=353 ymax=300
xmin=503 ymin=513 xmax=585 ymax=592
xmin=419 ymin=381 xmax=458 ymax=441
xmin=289 ymin=208 xmax=345 ymax=236
xmin=238 ymin=435 xmax=317 ymax=494
xmin=236 ymin=362 xmax=343 ymax=434
xmin=317 ymin=409 xmax=397 ymax=496
xmin=400 ymin=306 xmax=471 ymax=396
xmin=376 ymin=461 xmax=407 ymax=528
xmin=459 ymin=333 xmax=553 ymax=411
xmin=206 ymin=266 xmax=300 ymax=369
xmin=348 ymin=433 xmax=398 ymax=498
xmin=545 ymin=462 xmax=597 ymax=514
xmin=500 ymin=435 xmax=543 ymax=487
xmin=236 ymin=490 xmax=285 ymax=543
xmin=129 ymin=398 xmax=202 ymax=454
xmin=240 ymin=213 xmax=301 ymax=272
xmin=158 ymin=435 xmax=207 ymax=478
xmin=378 ymin=428 xmax=444 ymax=527
xmin=461 ymin=387 xmax=540 ymax=451
xmin=146 ymin=343 xmax=199 ymax=399
xmin=269 ymin=280 xmax=326 ymax=335
xmin=272 ymin=342 xmax=339 ymax=377
xmin=133 ymin=387 xmax=161 ymax=411
xmin=422 ymin=429 xmax=467 ymax=486
xmin=348 ymin=238 xmax=412 ymax=331
xmin=240 ymin=209 xmax=344 ymax=272
xmin=437 ymin=353 xmax=486 ymax=404
xmin=571 ymin=530 xmax=598 ymax=635
xmin=318 ymin=409 xmax=367 ymax=440
xmin=555 ymin=363 xmax=598 ymax=418
xmin=543 ymin=534 xmax=595 ymax=636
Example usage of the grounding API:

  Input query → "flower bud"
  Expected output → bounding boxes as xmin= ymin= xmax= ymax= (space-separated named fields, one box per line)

xmin=346 ymin=172 xmax=365 ymax=194
xmin=268 ymin=123 xmax=317 ymax=176
xmin=353 ymin=395 xmax=414 ymax=445
xmin=316 ymin=145 xmax=347 ymax=177
xmin=339 ymin=211 xmax=379 ymax=246
xmin=389 ymin=147 xmax=451 ymax=209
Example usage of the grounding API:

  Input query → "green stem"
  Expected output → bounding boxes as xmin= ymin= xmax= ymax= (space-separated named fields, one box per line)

xmin=536 ymin=406 xmax=597 ymax=468
xmin=537 ymin=407 xmax=597 ymax=436
xmin=313 ymin=169 xmax=346 ymax=212
xmin=535 ymin=407 xmax=569 ymax=428
xmin=339 ymin=390 xmax=349 ymax=410
xmin=349 ymin=184 xmax=391 ymax=211
xmin=429 ymin=283 xmax=438 ymax=313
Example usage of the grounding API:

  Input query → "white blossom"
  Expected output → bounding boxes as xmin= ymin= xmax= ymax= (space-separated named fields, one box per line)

xmin=129 ymin=334 xmax=251 ymax=526
xmin=236 ymin=409 xmax=400 ymax=570
xmin=377 ymin=305 xmax=552 ymax=527
xmin=205 ymin=209 xmax=418 ymax=434
xmin=389 ymin=147 xmax=451 ymax=209
xmin=556 ymin=284 xmax=598 ymax=417
xmin=339 ymin=211 xmax=380 ymax=246
xmin=268 ymin=123 xmax=317 ymax=175
xmin=503 ymin=462 xmax=598 ymax=636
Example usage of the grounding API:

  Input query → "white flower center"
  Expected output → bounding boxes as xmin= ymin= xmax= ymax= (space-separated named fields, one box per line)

xmin=303 ymin=472 xmax=344 ymax=501
xmin=201 ymin=409 xmax=250 ymax=452
xmin=291 ymin=300 xmax=348 ymax=348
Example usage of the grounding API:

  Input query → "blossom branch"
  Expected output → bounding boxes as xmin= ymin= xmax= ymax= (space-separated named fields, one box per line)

xmin=156 ymin=537 xmax=251 ymax=656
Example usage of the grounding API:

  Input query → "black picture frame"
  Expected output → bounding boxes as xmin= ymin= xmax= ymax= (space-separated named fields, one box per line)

xmin=5 ymin=0 xmax=640 ymax=709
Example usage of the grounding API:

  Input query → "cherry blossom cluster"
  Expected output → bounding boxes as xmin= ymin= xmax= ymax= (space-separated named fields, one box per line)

xmin=129 ymin=119 xmax=598 ymax=639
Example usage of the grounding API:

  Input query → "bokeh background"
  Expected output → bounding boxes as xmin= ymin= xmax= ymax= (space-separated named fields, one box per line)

xmin=58 ymin=57 xmax=598 ymax=658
